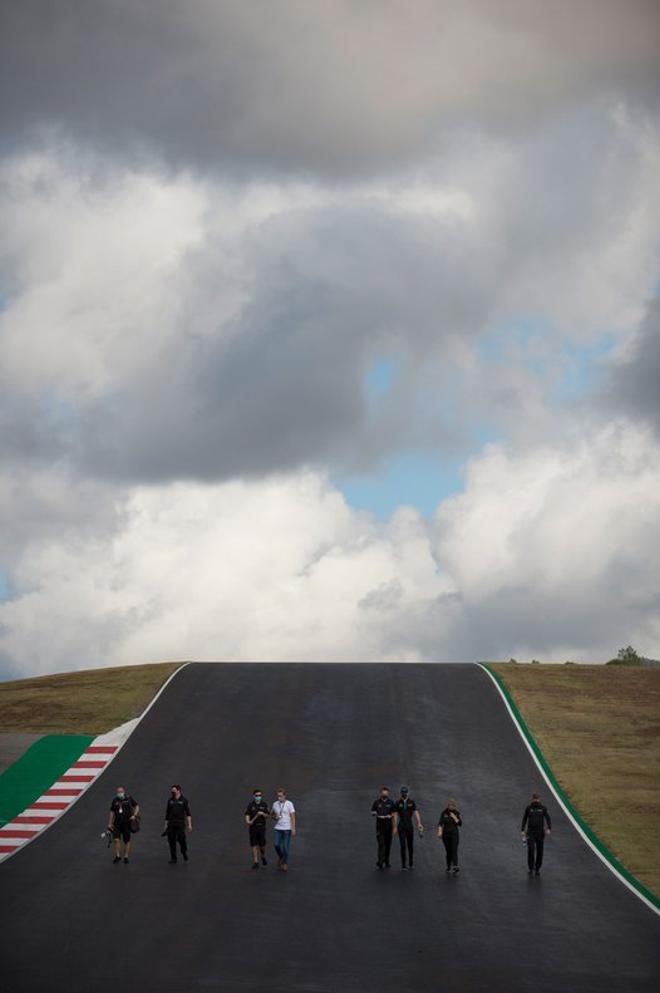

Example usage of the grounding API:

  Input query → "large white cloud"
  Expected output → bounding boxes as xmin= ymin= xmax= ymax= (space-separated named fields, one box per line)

xmin=1 ymin=421 xmax=658 ymax=677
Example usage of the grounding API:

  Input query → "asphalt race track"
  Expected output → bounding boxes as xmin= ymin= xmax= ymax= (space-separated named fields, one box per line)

xmin=1 ymin=663 xmax=658 ymax=992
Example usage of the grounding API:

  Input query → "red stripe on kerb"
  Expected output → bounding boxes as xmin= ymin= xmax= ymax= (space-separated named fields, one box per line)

xmin=12 ymin=816 xmax=52 ymax=824
xmin=85 ymin=746 xmax=118 ymax=754
xmin=72 ymin=761 xmax=106 ymax=768
xmin=0 ymin=829 xmax=35 ymax=838
xmin=59 ymin=775 xmax=95 ymax=782
xmin=0 ymin=844 xmax=20 ymax=852
xmin=45 ymin=788 xmax=83 ymax=796
xmin=31 ymin=801 xmax=69 ymax=810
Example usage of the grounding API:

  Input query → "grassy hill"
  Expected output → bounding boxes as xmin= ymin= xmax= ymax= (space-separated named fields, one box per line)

xmin=0 ymin=662 xmax=183 ymax=734
xmin=490 ymin=662 xmax=660 ymax=899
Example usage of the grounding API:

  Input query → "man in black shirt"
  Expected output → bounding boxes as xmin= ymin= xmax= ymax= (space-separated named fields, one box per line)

xmin=164 ymin=784 xmax=192 ymax=864
xmin=521 ymin=791 xmax=552 ymax=875
xmin=107 ymin=786 xmax=140 ymax=864
xmin=393 ymin=786 xmax=424 ymax=870
xmin=245 ymin=790 xmax=270 ymax=869
xmin=371 ymin=786 xmax=396 ymax=869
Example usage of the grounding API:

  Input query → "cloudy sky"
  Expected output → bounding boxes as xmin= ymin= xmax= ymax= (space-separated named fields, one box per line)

xmin=1 ymin=0 xmax=659 ymax=677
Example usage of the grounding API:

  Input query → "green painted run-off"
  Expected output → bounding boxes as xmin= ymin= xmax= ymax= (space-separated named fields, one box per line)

xmin=484 ymin=664 xmax=660 ymax=910
xmin=0 ymin=735 xmax=93 ymax=827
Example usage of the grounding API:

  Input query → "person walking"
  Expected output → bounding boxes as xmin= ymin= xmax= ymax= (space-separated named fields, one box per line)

xmin=521 ymin=792 xmax=552 ymax=876
xmin=245 ymin=789 xmax=270 ymax=869
xmin=164 ymin=784 xmax=192 ymax=864
xmin=107 ymin=785 xmax=140 ymax=864
xmin=437 ymin=797 xmax=462 ymax=874
xmin=271 ymin=788 xmax=296 ymax=871
xmin=371 ymin=786 xmax=396 ymax=869
xmin=393 ymin=786 xmax=424 ymax=870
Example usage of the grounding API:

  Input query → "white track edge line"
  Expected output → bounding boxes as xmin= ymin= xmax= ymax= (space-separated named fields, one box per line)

xmin=476 ymin=663 xmax=660 ymax=918
xmin=0 ymin=662 xmax=191 ymax=865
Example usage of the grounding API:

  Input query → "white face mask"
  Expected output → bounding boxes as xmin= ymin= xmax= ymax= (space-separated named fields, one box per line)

xmin=117 ymin=792 xmax=125 ymax=799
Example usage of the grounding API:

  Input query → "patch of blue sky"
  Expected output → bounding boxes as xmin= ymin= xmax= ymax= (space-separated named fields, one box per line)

xmin=480 ymin=315 xmax=619 ymax=400
xmin=365 ymin=357 xmax=397 ymax=396
xmin=0 ymin=569 xmax=14 ymax=603
xmin=552 ymin=334 xmax=619 ymax=401
xmin=338 ymin=451 xmax=464 ymax=519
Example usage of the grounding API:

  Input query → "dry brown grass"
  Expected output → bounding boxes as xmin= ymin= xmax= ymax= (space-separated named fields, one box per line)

xmin=0 ymin=662 xmax=183 ymax=734
xmin=490 ymin=663 xmax=660 ymax=898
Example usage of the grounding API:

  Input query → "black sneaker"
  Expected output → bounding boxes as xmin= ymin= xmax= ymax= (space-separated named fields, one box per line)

xmin=252 ymin=862 xmax=260 ymax=869
xmin=112 ymin=856 xmax=121 ymax=864
xmin=445 ymin=867 xmax=451 ymax=873
xmin=376 ymin=862 xmax=383 ymax=869
xmin=168 ymin=859 xmax=177 ymax=864
xmin=261 ymin=857 xmax=267 ymax=866
xmin=183 ymin=852 xmax=189 ymax=862
xmin=401 ymin=865 xmax=408 ymax=871
xmin=123 ymin=858 xmax=129 ymax=864
xmin=534 ymin=869 xmax=540 ymax=876
xmin=453 ymin=866 xmax=460 ymax=874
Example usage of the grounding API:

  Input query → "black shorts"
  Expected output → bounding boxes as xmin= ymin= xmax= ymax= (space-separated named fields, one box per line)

xmin=112 ymin=821 xmax=132 ymax=843
xmin=249 ymin=822 xmax=266 ymax=847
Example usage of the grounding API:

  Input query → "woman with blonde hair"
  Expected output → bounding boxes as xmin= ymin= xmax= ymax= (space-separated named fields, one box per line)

xmin=437 ymin=797 xmax=462 ymax=874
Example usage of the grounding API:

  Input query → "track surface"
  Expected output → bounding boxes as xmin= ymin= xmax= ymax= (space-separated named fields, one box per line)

xmin=1 ymin=663 xmax=658 ymax=992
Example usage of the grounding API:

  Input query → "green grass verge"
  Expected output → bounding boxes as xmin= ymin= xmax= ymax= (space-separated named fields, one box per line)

xmin=0 ymin=662 xmax=183 ymax=734
xmin=487 ymin=662 xmax=660 ymax=903
xmin=0 ymin=735 xmax=93 ymax=827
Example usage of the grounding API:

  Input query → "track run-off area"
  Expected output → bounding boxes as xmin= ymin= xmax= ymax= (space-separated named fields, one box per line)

xmin=1 ymin=663 xmax=658 ymax=993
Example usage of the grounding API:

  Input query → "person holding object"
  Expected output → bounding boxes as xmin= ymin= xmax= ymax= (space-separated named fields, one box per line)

xmin=272 ymin=788 xmax=296 ymax=870
xmin=393 ymin=786 xmax=424 ymax=870
xmin=521 ymin=791 xmax=552 ymax=876
xmin=371 ymin=786 xmax=396 ymax=869
xmin=437 ymin=797 xmax=462 ymax=874
xmin=107 ymin=785 xmax=139 ymax=864
xmin=164 ymin=784 xmax=192 ymax=864
xmin=245 ymin=789 xmax=270 ymax=869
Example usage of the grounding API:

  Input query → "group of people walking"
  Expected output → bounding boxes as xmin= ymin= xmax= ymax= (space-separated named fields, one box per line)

xmin=245 ymin=788 xmax=296 ymax=870
xmin=106 ymin=783 xmax=552 ymax=877
xmin=106 ymin=784 xmax=192 ymax=864
xmin=371 ymin=786 xmax=463 ymax=872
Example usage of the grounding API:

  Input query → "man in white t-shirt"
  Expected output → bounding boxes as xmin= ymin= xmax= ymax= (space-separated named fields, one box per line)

xmin=271 ymin=788 xmax=296 ymax=871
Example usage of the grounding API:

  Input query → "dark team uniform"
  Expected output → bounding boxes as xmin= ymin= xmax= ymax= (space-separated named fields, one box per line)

xmin=165 ymin=795 xmax=191 ymax=862
xmin=246 ymin=799 xmax=270 ymax=848
xmin=371 ymin=796 xmax=396 ymax=867
xmin=394 ymin=797 xmax=418 ymax=868
xmin=521 ymin=801 xmax=552 ymax=872
xmin=438 ymin=807 xmax=462 ymax=870
xmin=110 ymin=795 xmax=137 ymax=843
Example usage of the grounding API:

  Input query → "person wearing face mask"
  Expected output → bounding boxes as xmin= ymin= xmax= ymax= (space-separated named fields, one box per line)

xmin=245 ymin=789 xmax=270 ymax=869
xmin=393 ymin=786 xmax=424 ymax=870
xmin=107 ymin=785 xmax=140 ymax=864
xmin=371 ymin=786 xmax=396 ymax=869
xmin=164 ymin=784 xmax=192 ymax=864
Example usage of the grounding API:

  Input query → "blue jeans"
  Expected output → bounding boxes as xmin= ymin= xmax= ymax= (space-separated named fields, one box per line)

xmin=274 ymin=829 xmax=292 ymax=863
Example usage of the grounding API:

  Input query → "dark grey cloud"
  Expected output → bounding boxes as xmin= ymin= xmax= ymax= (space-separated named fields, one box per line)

xmin=1 ymin=0 xmax=658 ymax=176
xmin=76 ymin=202 xmax=494 ymax=482
xmin=604 ymin=300 xmax=660 ymax=435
